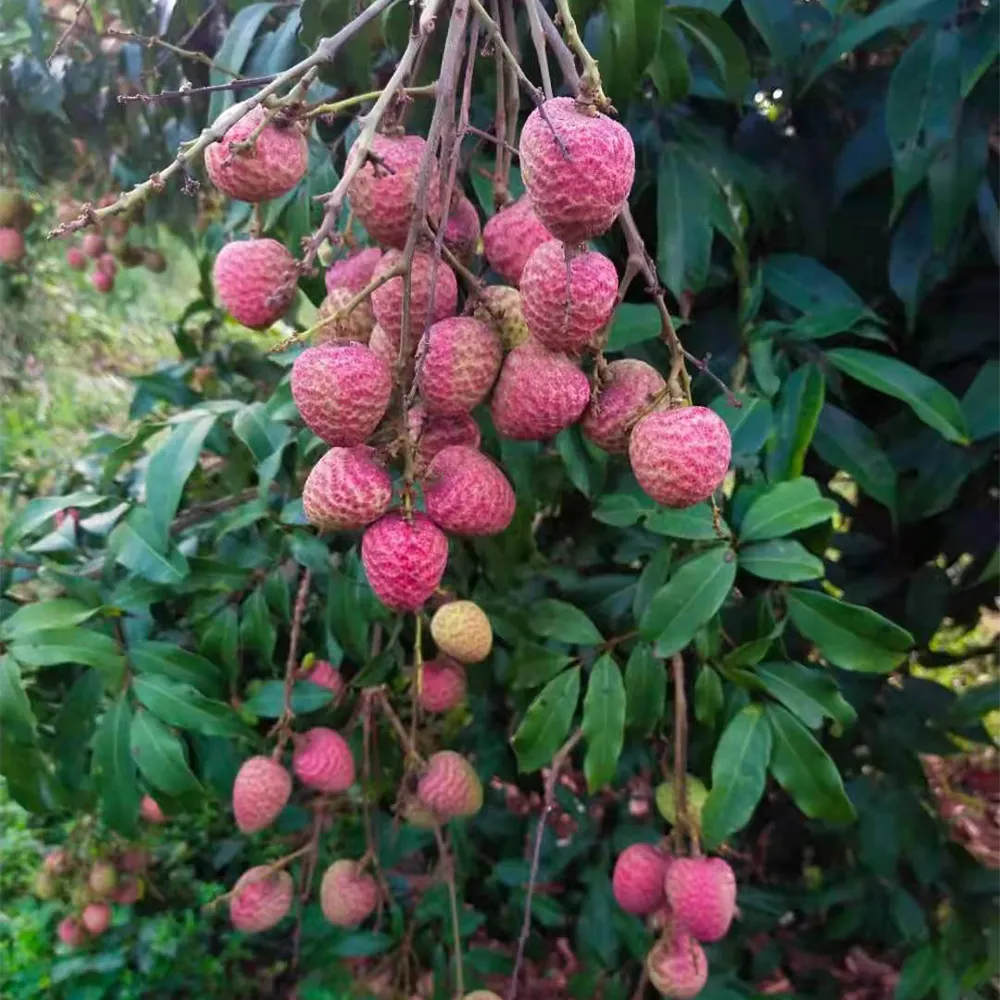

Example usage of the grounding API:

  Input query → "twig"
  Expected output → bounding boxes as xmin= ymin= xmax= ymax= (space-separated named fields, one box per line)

xmin=268 ymin=569 xmax=312 ymax=747
xmin=523 ymin=0 xmax=554 ymax=99
xmin=152 ymin=0 xmax=222 ymax=75
xmin=490 ymin=0 xmax=508 ymax=207
xmin=107 ymin=27 xmax=241 ymax=76
xmin=671 ymin=653 xmax=699 ymax=855
xmin=500 ymin=0 xmax=521 ymax=184
xmin=529 ymin=0 xmax=580 ymax=90
xmin=170 ymin=485 xmax=274 ymax=533
xmin=304 ymin=84 xmax=437 ymax=119
xmin=434 ymin=825 xmax=466 ymax=999
xmin=119 ymin=75 xmax=279 ymax=104
xmin=48 ymin=0 xmax=90 ymax=64
xmin=469 ymin=0 xmax=544 ymax=107
xmin=551 ymin=0 xmax=608 ymax=108
xmin=374 ymin=688 xmax=424 ymax=764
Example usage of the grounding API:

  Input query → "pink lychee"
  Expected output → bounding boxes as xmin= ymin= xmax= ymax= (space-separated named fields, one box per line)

xmin=113 ymin=878 xmax=142 ymax=905
xmin=140 ymin=795 xmax=166 ymax=824
xmin=44 ymin=848 xmax=70 ymax=874
xmin=417 ymin=750 xmax=483 ymax=819
xmin=482 ymin=196 xmax=552 ymax=284
xmin=232 ymin=755 xmax=292 ymax=833
xmin=303 ymin=446 xmax=393 ymax=531
xmin=443 ymin=194 xmax=482 ymax=261
xmin=213 ymin=238 xmax=296 ymax=329
xmin=0 ymin=227 xmax=24 ymax=264
xmin=664 ymin=856 xmax=737 ymax=942
xmin=361 ymin=512 xmax=449 ymax=611
xmin=325 ymin=247 xmax=383 ymax=295
xmin=82 ymin=902 xmax=111 ymax=936
xmin=229 ymin=866 xmax=294 ymax=933
xmin=408 ymin=404 xmax=482 ymax=470
xmin=81 ymin=232 xmax=105 ymax=258
xmin=66 ymin=246 xmax=87 ymax=270
xmin=368 ymin=323 xmax=412 ymax=370
xmin=320 ymin=859 xmax=378 ymax=926
xmin=304 ymin=660 xmax=345 ymax=702
xmin=646 ymin=929 xmax=709 ymax=999
xmin=292 ymin=727 xmax=355 ymax=793
xmin=582 ymin=359 xmax=666 ymax=454
xmin=91 ymin=268 xmax=114 ymax=293
xmin=119 ymin=848 xmax=150 ymax=874
xmin=316 ymin=287 xmax=376 ymax=345
xmin=57 ymin=916 xmax=86 ymax=948
xmin=97 ymin=252 xmax=117 ymax=277
xmin=423 ymin=445 xmax=515 ymax=536
xmin=417 ymin=657 xmax=467 ymax=712
xmin=612 ymin=843 xmax=670 ymax=915
xmin=371 ymin=249 xmax=458 ymax=341
xmin=418 ymin=317 xmax=502 ymax=415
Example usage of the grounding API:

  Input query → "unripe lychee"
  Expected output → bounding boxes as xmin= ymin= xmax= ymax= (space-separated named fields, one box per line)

xmin=91 ymin=268 xmax=114 ymax=293
xmin=424 ymin=445 xmax=515 ymax=536
xmin=417 ymin=657 xmax=467 ymax=712
xmin=82 ymin=902 xmax=111 ymax=935
xmin=361 ymin=512 xmax=449 ymax=611
xmin=463 ymin=993 xmax=504 ymax=1000
xmin=319 ymin=859 xmax=378 ymax=926
xmin=113 ymin=877 xmax=142 ymax=905
xmin=57 ymin=916 xmax=86 ymax=948
xmin=44 ymin=848 xmax=70 ymax=874
xmin=482 ymin=196 xmax=552 ymax=284
xmin=204 ymin=105 xmax=308 ymax=203
xmin=66 ymin=246 xmax=87 ymax=271
xmin=490 ymin=339 xmax=590 ymax=441
xmin=303 ymin=446 xmax=392 ymax=531
xmin=408 ymin=404 xmax=481 ymax=470
xmin=418 ymin=317 xmax=502 ymax=415
xmin=304 ymin=659 xmax=345 ymax=703
xmin=401 ymin=797 xmax=439 ymax=829
xmin=417 ymin=750 xmax=483 ymax=819
xmin=520 ymin=241 xmax=617 ymax=353
xmin=629 ymin=407 xmax=732 ymax=508
xmin=430 ymin=601 xmax=493 ymax=663
xmin=371 ymin=250 xmax=458 ymax=341
xmin=326 ymin=247 xmax=383 ymax=295
xmin=89 ymin=860 xmax=117 ymax=897
xmin=347 ymin=132 xmax=443 ymax=249
xmin=316 ymin=287 xmax=376 ymax=345
xmin=213 ymin=238 xmax=296 ymax=329
xmin=81 ymin=232 xmax=105 ymax=259
xmin=473 ymin=285 xmax=531 ymax=350
xmin=646 ymin=930 xmax=709 ymax=999
xmin=611 ymin=843 xmax=670 ymax=915
xmin=143 ymin=249 xmax=167 ymax=273
xmin=34 ymin=869 xmax=57 ymax=899
xmin=140 ymin=795 xmax=166 ymax=823
xmin=0 ymin=188 xmax=30 ymax=228
xmin=71 ymin=884 xmax=92 ymax=909
xmin=582 ymin=359 xmax=666 ymax=454
xmin=291 ymin=342 xmax=392 ymax=446
xmin=443 ymin=194 xmax=482 ymax=261
xmin=232 ymin=755 xmax=292 ymax=833
xmin=292 ymin=727 xmax=355 ymax=793
xmin=664 ymin=856 xmax=737 ymax=942
xmin=97 ymin=252 xmax=117 ymax=277
xmin=0 ymin=228 xmax=25 ymax=263
xmin=519 ymin=97 xmax=636 ymax=244
xmin=229 ymin=866 xmax=294 ymax=933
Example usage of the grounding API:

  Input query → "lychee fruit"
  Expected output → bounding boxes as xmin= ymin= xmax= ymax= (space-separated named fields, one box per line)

xmin=81 ymin=232 xmax=106 ymax=258
xmin=519 ymin=96 xmax=636 ymax=244
xmin=303 ymin=446 xmax=392 ymax=531
xmin=368 ymin=322 xmax=412 ymax=371
xmin=430 ymin=601 xmax=493 ymax=663
xmin=347 ymin=132 xmax=443 ymax=249
xmin=326 ymin=247 xmax=383 ymax=295
xmin=97 ymin=252 xmax=117 ymax=277
xmin=490 ymin=339 xmax=590 ymax=440
xmin=418 ymin=317 xmax=502 ymax=415
xmin=213 ymin=238 xmax=296 ymax=330
xmin=462 ymin=993 xmax=504 ymax=1000
xmin=408 ymin=404 xmax=481 ymax=469
xmin=91 ymin=268 xmax=114 ymax=293
xmin=34 ymin=869 xmax=56 ymax=899
xmin=232 ymin=755 xmax=292 ymax=833
xmin=417 ymin=657 xmax=467 ymax=712
xmin=371 ymin=249 xmax=458 ymax=342
xmin=482 ymin=196 xmax=552 ymax=283
xmin=303 ymin=659 xmax=345 ymax=703
xmin=361 ymin=512 xmax=449 ymax=611
xmin=66 ymin=246 xmax=87 ymax=271
xmin=291 ymin=342 xmax=392 ymax=446
xmin=44 ymin=848 xmax=70 ymax=874
xmin=629 ymin=407 xmax=732 ymax=508
xmin=423 ymin=445 xmax=515 ymax=536
xmin=113 ymin=877 xmax=142 ymax=905
xmin=417 ymin=750 xmax=483 ymax=819
xmin=204 ymin=105 xmax=308 ymax=203
xmin=664 ymin=856 xmax=737 ymax=942
xmin=520 ymin=241 xmax=618 ymax=353
xmin=119 ymin=848 xmax=150 ymax=874
xmin=582 ymin=359 xmax=666 ymax=454
xmin=319 ymin=859 xmax=378 ymax=926
xmin=140 ymin=795 xmax=166 ymax=823
xmin=473 ymin=285 xmax=531 ymax=350
xmin=0 ymin=228 xmax=25 ymax=264
xmin=316 ymin=287 xmax=376 ymax=345
xmin=88 ymin=860 xmax=117 ymax=897
xmin=82 ymin=902 xmax=112 ymax=936
xmin=0 ymin=188 xmax=30 ymax=228
xmin=611 ymin=843 xmax=670 ymax=915
xmin=646 ymin=930 xmax=709 ymax=999
xmin=443 ymin=194 xmax=482 ymax=261
xmin=57 ymin=916 xmax=87 ymax=948
xmin=229 ymin=866 xmax=294 ymax=933
xmin=292 ymin=727 xmax=355 ymax=793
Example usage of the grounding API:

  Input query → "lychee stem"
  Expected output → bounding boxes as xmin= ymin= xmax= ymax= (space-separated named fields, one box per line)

xmin=304 ymin=84 xmax=437 ymax=120
xmin=551 ymin=0 xmax=609 ymax=111
xmin=433 ymin=823 xmax=466 ymax=999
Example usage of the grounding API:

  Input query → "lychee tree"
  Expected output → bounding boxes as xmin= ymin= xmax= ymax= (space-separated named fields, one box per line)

xmin=1 ymin=1 xmax=998 ymax=998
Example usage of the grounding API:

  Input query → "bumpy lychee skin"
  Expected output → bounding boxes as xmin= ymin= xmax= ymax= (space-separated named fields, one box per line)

xmin=66 ymin=246 xmax=87 ymax=271
xmin=361 ymin=512 xmax=449 ymax=611
xmin=316 ymin=287 xmax=376 ymax=345
xmin=91 ymin=270 xmax=113 ymax=293
xmin=291 ymin=343 xmax=392 ymax=446
xmin=582 ymin=359 xmax=667 ymax=454
xmin=325 ymin=247 xmax=383 ymax=295
xmin=229 ymin=866 xmax=294 ymax=933
xmin=292 ymin=727 xmax=355 ymax=793
xmin=473 ymin=285 xmax=531 ymax=350
xmin=519 ymin=97 xmax=636 ymax=244
xmin=408 ymin=404 xmax=481 ymax=469
xmin=304 ymin=660 xmax=345 ymax=703
xmin=303 ymin=446 xmax=392 ymax=531
xmin=424 ymin=445 xmax=515 ymax=536
xmin=89 ymin=860 xmax=117 ymax=897
xmin=482 ymin=196 xmax=552 ymax=284
xmin=443 ymin=194 xmax=482 ymax=261
xmin=629 ymin=407 xmax=732 ymax=509
xmin=520 ymin=241 xmax=618 ymax=353
xmin=417 ymin=751 xmax=483 ymax=819
xmin=57 ymin=916 xmax=86 ymax=948
xmin=232 ymin=755 xmax=292 ymax=833
xmin=204 ymin=106 xmax=308 ymax=203
xmin=371 ymin=250 xmax=458 ymax=341
xmin=113 ymin=878 xmax=142 ymax=905
xmin=490 ymin=339 xmax=590 ymax=441
xmin=81 ymin=232 xmax=105 ymax=259
xmin=418 ymin=317 xmax=502 ymax=416
xmin=82 ymin=902 xmax=111 ymax=936
xmin=430 ymin=601 xmax=493 ymax=663
xmin=646 ymin=930 xmax=709 ymax=999
xmin=97 ymin=252 xmax=117 ymax=277
xmin=0 ymin=227 xmax=25 ymax=264
xmin=612 ymin=843 xmax=670 ymax=915
xmin=347 ymin=133 xmax=442 ymax=248
xmin=213 ymin=238 xmax=296 ymax=329
xmin=120 ymin=848 xmax=150 ymax=874
xmin=665 ymin=856 xmax=737 ymax=943
xmin=320 ymin=860 xmax=378 ymax=927
xmin=368 ymin=323 xmax=412 ymax=370
xmin=418 ymin=657 xmax=467 ymax=712
xmin=140 ymin=795 xmax=166 ymax=824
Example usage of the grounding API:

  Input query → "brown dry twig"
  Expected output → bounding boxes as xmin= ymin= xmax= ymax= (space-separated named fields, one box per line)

xmin=48 ymin=0 xmax=91 ymax=64
xmin=267 ymin=568 xmax=312 ymax=747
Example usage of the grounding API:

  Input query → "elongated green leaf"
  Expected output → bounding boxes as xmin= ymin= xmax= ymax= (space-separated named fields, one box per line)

xmin=0 ymin=655 xmax=36 ymax=743
xmin=131 ymin=710 xmax=200 ymax=795
xmin=739 ymin=541 xmax=825 ymax=582
xmin=208 ymin=3 xmax=277 ymax=123
xmin=694 ymin=665 xmax=723 ymax=725
xmin=243 ymin=680 xmax=334 ymax=717
xmin=755 ymin=661 xmax=857 ymax=729
xmin=111 ymin=508 xmax=189 ymax=584
xmin=512 ymin=668 xmax=580 ymax=772
xmin=201 ymin=606 xmax=240 ymax=685
xmin=645 ymin=503 xmax=729 ymax=540
xmin=146 ymin=415 xmax=215 ymax=535
xmin=763 ymin=254 xmax=868 ymax=316
xmin=53 ymin=670 xmax=103 ymax=787
xmin=593 ymin=493 xmax=646 ymax=527
xmin=813 ymin=404 xmax=898 ymax=510
xmin=511 ymin=641 xmax=576 ymax=690
xmin=92 ymin=695 xmax=140 ymax=836
xmin=721 ymin=622 xmax=785 ymax=670
xmin=648 ymin=22 xmax=691 ymax=104
xmin=242 ymin=587 xmax=277 ymax=665
xmin=132 ymin=674 xmax=248 ymax=738
xmin=668 ymin=7 xmax=750 ymax=102
xmin=657 ymin=145 xmax=714 ymax=299
xmin=624 ymin=644 xmax=666 ymax=735
xmin=633 ymin=547 xmax=672 ymax=622
xmin=530 ymin=600 xmax=603 ymax=646
xmin=582 ymin=655 xmax=626 ymax=792
xmin=4 ymin=492 xmax=105 ymax=544
xmin=0 ymin=599 xmax=97 ymax=639
xmin=130 ymin=642 xmax=224 ymax=698
xmin=739 ymin=478 xmax=838 ymax=542
xmin=712 ymin=393 xmax=773 ymax=457
xmin=741 ymin=0 xmax=800 ymax=68
xmin=9 ymin=628 xmax=125 ymax=685
xmin=766 ymin=364 xmax=825 ymax=482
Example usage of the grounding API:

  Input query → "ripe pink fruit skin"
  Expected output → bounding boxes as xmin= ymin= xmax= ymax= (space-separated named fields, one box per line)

xmin=417 ymin=751 xmax=483 ymax=819
xmin=520 ymin=97 xmax=636 ymax=245
xmin=408 ymin=404 xmax=481 ymax=469
xmin=0 ymin=227 xmax=24 ymax=264
xmin=303 ymin=446 xmax=392 ymax=531
xmin=320 ymin=860 xmax=378 ymax=926
xmin=213 ymin=239 xmax=296 ymax=329
xmin=292 ymin=727 xmax=355 ymax=793
xmin=113 ymin=878 xmax=141 ymax=905
xmin=482 ymin=196 xmax=552 ymax=284
xmin=304 ymin=660 xmax=345 ymax=703
xmin=443 ymin=194 xmax=482 ymax=261
xmin=66 ymin=247 xmax=87 ymax=271
xmin=232 ymin=755 xmax=292 ymax=833
xmin=368 ymin=323 xmax=408 ymax=369
xmin=325 ymin=247 xmax=383 ymax=295
xmin=316 ymin=287 xmax=375 ymax=345
xmin=91 ymin=268 xmax=114 ymax=293
xmin=205 ymin=106 xmax=308 ymax=203
xmin=347 ymin=133 xmax=442 ymax=249
xmin=361 ymin=512 xmax=449 ymax=611
xmin=82 ymin=902 xmax=111 ymax=935
xmin=140 ymin=795 xmax=166 ymax=823
xmin=120 ymin=848 xmax=150 ymax=874
xmin=44 ymin=848 xmax=70 ymax=874
xmin=97 ymin=252 xmax=117 ymax=277
xmin=612 ymin=843 xmax=670 ymax=916
xmin=665 ymin=856 xmax=737 ymax=943
xmin=418 ymin=657 xmax=467 ymax=712
xmin=490 ymin=339 xmax=591 ymax=441
xmin=582 ymin=359 xmax=666 ymax=454
xmin=371 ymin=250 xmax=458 ymax=341
xmin=229 ymin=866 xmax=294 ymax=933
xmin=291 ymin=343 xmax=392 ymax=446
xmin=418 ymin=317 xmax=502 ymax=416
xmin=629 ymin=407 xmax=732 ymax=509
xmin=647 ymin=930 xmax=709 ymax=999
xmin=81 ymin=232 xmax=105 ymax=259
xmin=57 ymin=916 xmax=86 ymax=948
xmin=423 ymin=445 xmax=515 ymax=536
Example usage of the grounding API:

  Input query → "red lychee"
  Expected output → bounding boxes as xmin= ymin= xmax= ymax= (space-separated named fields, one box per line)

xmin=91 ymin=268 xmax=114 ymax=293
xmin=316 ymin=287 xmax=375 ymax=345
xmin=408 ymin=404 xmax=481 ymax=469
xmin=113 ymin=878 xmax=142 ymax=905
xmin=664 ymin=856 xmax=737 ymax=942
xmin=612 ymin=843 xmax=670 ymax=915
xmin=82 ymin=902 xmax=111 ymax=936
xmin=417 ymin=751 xmax=483 ymax=819
xmin=371 ymin=249 xmax=458 ymax=342
xmin=443 ymin=194 xmax=482 ymax=261
xmin=292 ymin=727 xmax=355 ymax=793
xmin=361 ymin=512 xmax=449 ymax=611
xmin=582 ymin=359 xmax=666 ymax=454
xmin=0 ymin=227 xmax=24 ymax=264
xmin=140 ymin=795 xmax=166 ymax=823
xmin=229 ymin=866 xmax=294 ymax=933
xmin=368 ymin=323 xmax=412 ymax=371
xmin=304 ymin=659 xmax=345 ymax=703
xmin=482 ymin=196 xmax=552 ymax=284
xmin=232 ymin=755 xmax=292 ymax=833
xmin=418 ymin=317 xmax=502 ymax=415
xmin=303 ymin=446 xmax=393 ymax=531
xmin=423 ymin=445 xmax=515 ymax=536
xmin=97 ymin=252 xmax=117 ymax=277
xmin=325 ymin=247 xmax=383 ymax=295
xmin=418 ymin=657 xmax=467 ymax=712
xmin=81 ymin=232 xmax=105 ymax=259
xmin=320 ymin=859 xmax=378 ymax=926
xmin=646 ymin=929 xmax=709 ymax=999
xmin=66 ymin=246 xmax=86 ymax=271
xmin=119 ymin=848 xmax=150 ymax=874
xmin=213 ymin=238 xmax=296 ymax=329
xmin=57 ymin=916 xmax=86 ymax=948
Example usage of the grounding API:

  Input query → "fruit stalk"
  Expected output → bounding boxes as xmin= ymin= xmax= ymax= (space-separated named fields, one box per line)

xmin=433 ymin=824 xmax=466 ymax=998
xmin=268 ymin=569 xmax=312 ymax=749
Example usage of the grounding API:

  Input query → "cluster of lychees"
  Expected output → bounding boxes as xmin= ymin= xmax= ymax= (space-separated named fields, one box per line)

xmin=0 ymin=187 xmax=33 ymax=264
xmin=612 ymin=844 xmax=737 ymax=998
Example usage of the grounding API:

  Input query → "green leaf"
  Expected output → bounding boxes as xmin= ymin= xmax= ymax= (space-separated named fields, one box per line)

xmin=961 ymin=359 xmax=1000 ymax=442
xmin=592 ymin=493 xmax=646 ymax=527
xmin=201 ymin=606 xmax=240 ymax=685
xmin=739 ymin=478 xmax=838 ymax=542
xmin=512 ymin=668 xmax=581 ymax=773
xmin=243 ymin=680 xmax=335 ymax=717
xmin=53 ymin=670 xmax=103 ymax=787
xmin=656 ymin=775 xmax=709 ymax=826
xmin=557 ymin=426 xmax=606 ymax=498
xmin=648 ymin=22 xmax=691 ymax=104
xmin=242 ymin=588 xmax=277 ymax=665
xmin=9 ymin=628 xmax=125 ymax=685
xmin=720 ymin=622 xmax=785 ymax=670
xmin=645 ymin=503 xmax=729 ymax=540
xmin=754 ymin=661 xmax=857 ymax=729
xmin=701 ymin=704 xmax=772 ymax=848
xmin=208 ymin=3 xmax=277 ymax=123
xmin=946 ymin=682 xmax=1000 ymax=725
xmin=894 ymin=946 xmax=938 ymax=1000
xmin=511 ymin=641 xmax=576 ymax=690
xmin=668 ymin=7 xmax=750 ymax=103
xmin=582 ymin=655 xmax=626 ymax=792
xmin=657 ymin=145 xmax=714 ymax=299
xmin=765 ymin=364 xmax=825 ymax=482
xmin=633 ymin=546 xmax=672 ymax=621
xmin=640 ymin=548 xmax=736 ymax=656
xmin=0 ymin=655 xmax=36 ymax=743
xmin=130 ymin=710 xmax=200 ymax=795
xmin=0 ymin=599 xmax=98 ymax=639
xmin=766 ymin=705 xmax=855 ymax=823
xmin=741 ymin=0 xmax=800 ymax=69
xmin=4 ymin=492 xmax=105 ymax=544
xmin=712 ymin=392 xmax=773 ymax=456
xmin=813 ymin=404 xmax=898 ymax=511
xmin=624 ymin=644 xmax=666 ymax=735
xmin=694 ymin=665 xmax=723 ymax=725
xmin=146 ymin=415 xmax=215 ymax=536
xmin=132 ymin=674 xmax=249 ymax=738
xmin=92 ymin=695 xmax=140 ymax=836
xmin=130 ymin=642 xmax=225 ymax=699
xmin=785 ymin=587 xmax=914 ymax=673
xmin=529 ymin=600 xmax=603 ymax=646
xmin=110 ymin=508 xmax=189 ymax=585
xmin=739 ymin=541 xmax=825 ymax=582
xmin=825 ymin=348 xmax=969 ymax=445
xmin=605 ymin=304 xmax=665 ymax=351
xmin=763 ymin=254 xmax=868 ymax=317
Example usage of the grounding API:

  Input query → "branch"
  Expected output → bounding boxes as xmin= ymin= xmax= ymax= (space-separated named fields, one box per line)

xmin=524 ymin=0 xmax=554 ymax=100
xmin=530 ymin=0 xmax=580 ymax=90
xmin=671 ymin=653 xmax=699 ymax=855
xmin=268 ymin=569 xmax=312 ymax=747
xmin=107 ymin=27 xmax=241 ymax=76
xmin=434 ymin=824 xmax=466 ymax=999
xmin=551 ymin=0 xmax=607 ymax=107
xmin=119 ymin=75 xmax=278 ymax=105
xmin=48 ymin=0 xmax=90 ymax=65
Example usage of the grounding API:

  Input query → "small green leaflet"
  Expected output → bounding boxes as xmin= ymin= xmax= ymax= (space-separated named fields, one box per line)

xmin=131 ymin=710 xmax=201 ymax=795
xmin=92 ymin=695 xmax=141 ymax=836
xmin=0 ymin=599 xmax=98 ymax=639
xmin=511 ymin=668 xmax=580 ymax=773
xmin=624 ymin=644 xmax=666 ymax=735
xmin=739 ymin=477 xmax=838 ymax=542
xmin=529 ymin=600 xmax=603 ymax=646
xmin=582 ymin=655 xmax=626 ymax=792
xmin=739 ymin=540 xmax=825 ymax=582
